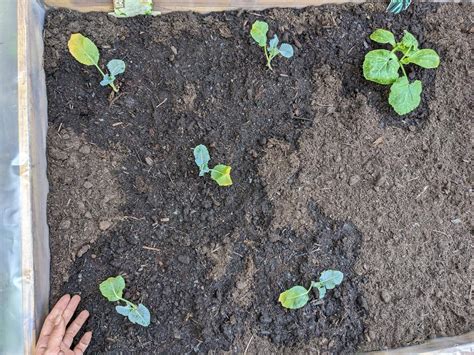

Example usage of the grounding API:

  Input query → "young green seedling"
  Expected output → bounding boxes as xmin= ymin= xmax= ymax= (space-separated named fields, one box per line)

xmin=68 ymin=33 xmax=126 ymax=93
xmin=386 ymin=0 xmax=411 ymax=14
xmin=278 ymin=270 xmax=344 ymax=309
xmin=109 ymin=0 xmax=161 ymax=17
xmin=363 ymin=29 xmax=440 ymax=115
xmin=193 ymin=144 xmax=232 ymax=187
xmin=99 ymin=275 xmax=150 ymax=327
xmin=250 ymin=20 xmax=294 ymax=70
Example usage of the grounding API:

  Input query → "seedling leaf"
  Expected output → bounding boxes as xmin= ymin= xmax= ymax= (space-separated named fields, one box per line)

xmin=370 ymin=29 xmax=396 ymax=46
xmin=269 ymin=35 xmax=280 ymax=57
xmin=269 ymin=34 xmax=279 ymax=49
xmin=278 ymin=286 xmax=310 ymax=309
xmin=363 ymin=29 xmax=439 ymax=115
xmin=319 ymin=270 xmax=344 ymax=289
xmin=279 ymin=43 xmax=294 ymax=58
xmin=68 ymin=33 xmax=100 ymax=66
xmin=211 ymin=165 xmax=232 ymax=187
xmin=107 ymin=59 xmax=126 ymax=76
xmin=109 ymin=0 xmax=160 ymax=17
xmin=399 ymin=30 xmax=418 ymax=54
xmin=251 ymin=20 xmax=269 ymax=47
xmin=403 ymin=49 xmax=439 ymax=69
xmin=193 ymin=144 xmax=211 ymax=176
xmin=363 ymin=49 xmax=400 ymax=85
xmin=317 ymin=285 xmax=326 ymax=299
xmin=116 ymin=304 xmax=132 ymax=316
xmin=99 ymin=275 xmax=125 ymax=302
xmin=389 ymin=77 xmax=422 ymax=115
xmin=100 ymin=74 xmax=114 ymax=86
xmin=387 ymin=0 xmax=411 ymax=14
xmin=128 ymin=304 xmax=151 ymax=327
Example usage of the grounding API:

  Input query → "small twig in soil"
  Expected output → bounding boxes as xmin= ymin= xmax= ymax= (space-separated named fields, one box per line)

xmin=232 ymin=251 xmax=243 ymax=258
xmin=372 ymin=136 xmax=384 ymax=147
xmin=142 ymin=246 xmax=161 ymax=252
xmin=432 ymin=230 xmax=449 ymax=237
xmin=155 ymin=97 xmax=168 ymax=109
xmin=108 ymin=92 xmax=125 ymax=108
xmin=243 ymin=335 xmax=254 ymax=355
xmin=416 ymin=185 xmax=429 ymax=199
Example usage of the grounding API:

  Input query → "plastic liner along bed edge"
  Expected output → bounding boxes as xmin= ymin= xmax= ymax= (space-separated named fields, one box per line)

xmin=0 ymin=0 xmax=49 ymax=353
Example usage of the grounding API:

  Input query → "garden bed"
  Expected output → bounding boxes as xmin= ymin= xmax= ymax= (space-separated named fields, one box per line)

xmin=45 ymin=2 xmax=472 ymax=353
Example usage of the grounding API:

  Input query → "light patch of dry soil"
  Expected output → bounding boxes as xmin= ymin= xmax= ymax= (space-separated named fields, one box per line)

xmin=47 ymin=127 xmax=125 ymax=296
xmin=260 ymin=7 xmax=472 ymax=350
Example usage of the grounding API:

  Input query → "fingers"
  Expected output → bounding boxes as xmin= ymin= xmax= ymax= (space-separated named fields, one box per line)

xmin=45 ymin=315 xmax=66 ymax=354
xmin=36 ymin=294 xmax=71 ymax=351
xmin=62 ymin=295 xmax=81 ymax=325
xmin=73 ymin=331 xmax=92 ymax=355
xmin=62 ymin=310 xmax=90 ymax=348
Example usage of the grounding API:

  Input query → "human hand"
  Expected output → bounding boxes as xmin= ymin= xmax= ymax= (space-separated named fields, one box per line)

xmin=35 ymin=294 xmax=92 ymax=355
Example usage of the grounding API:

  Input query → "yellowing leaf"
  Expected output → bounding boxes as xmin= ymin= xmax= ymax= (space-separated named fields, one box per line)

xmin=278 ymin=286 xmax=310 ymax=309
xmin=211 ymin=165 xmax=232 ymax=186
xmin=68 ymin=33 xmax=100 ymax=66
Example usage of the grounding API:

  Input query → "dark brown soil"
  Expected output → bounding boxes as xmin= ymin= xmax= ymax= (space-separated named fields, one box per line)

xmin=44 ymin=2 xmax=472 ymax=353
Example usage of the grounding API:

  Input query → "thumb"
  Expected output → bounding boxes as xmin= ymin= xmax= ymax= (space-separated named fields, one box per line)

xmin=45 ymin=315 xmax=65 ymax=353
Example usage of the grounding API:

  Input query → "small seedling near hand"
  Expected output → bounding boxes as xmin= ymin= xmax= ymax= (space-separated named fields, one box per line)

xmin=250 ymin=20 xmax=294 ymax=70
xmin=363 ymin=29 xmax=440 ymax=115
xmin=193 ymin=144 xmax=232 ymax=187
xmin=68 ymin=33 xmax=126 ymax=93
xmin=278 ymin=270 xmax=343 ymax=309
xmin=99 ymin=275 xmax=151 ymax=326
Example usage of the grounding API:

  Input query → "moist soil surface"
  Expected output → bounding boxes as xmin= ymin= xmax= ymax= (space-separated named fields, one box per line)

xmin=44 ymin=2 xmax=472 ymax=353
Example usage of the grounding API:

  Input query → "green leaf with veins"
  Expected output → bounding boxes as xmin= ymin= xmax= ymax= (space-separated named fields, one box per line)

xmin=363 ymin=49 xmax=400 ymax=85
xmin=193 ymin=144 xmax=211 ymax=176
xmin=279 ymin=286 xmax=310 ymax=309
xmin=99 ymin=275 xmax=125 ymax=302
xmin=269 ymin=34 xmax=279 ymax=49
xmin=107 ymin=59 xmax=126 ymax=76
xmin=279 ymin=43 xmax=294 ymax=58
xmin=319 ymin=270 xmax=344 ymax=289
xmin=399 ymin=30 xmax=419 ymax=54
xmin=251 ymin=20 xmax=269 ymax=47
xmin=116 ymin=304 xmax=133 ymax=316
xmin=370 ymin=29 xmax=396 ymax=46
xmin=387 ymin=0 xmax=412 ymax=14
xmin=403 ymin=49 xmax=440 ymax=68
xmin=68 ymin=33 xmax=99 ymax=66
xmin=128 ymin=304 xmax=151 ymax=326
xmin=389 ymin=77 xmax=422 ymax=115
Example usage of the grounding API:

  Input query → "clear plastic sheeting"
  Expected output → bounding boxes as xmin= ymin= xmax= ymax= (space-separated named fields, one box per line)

xmin=0 ymin=0 xmax=48 ymax=353
xmin=372 ymin=331 xmax=474 ymax=354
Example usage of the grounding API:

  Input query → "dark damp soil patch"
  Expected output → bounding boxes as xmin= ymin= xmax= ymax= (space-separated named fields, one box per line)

xmin=45 ymin=2 xmax=472 ymax=353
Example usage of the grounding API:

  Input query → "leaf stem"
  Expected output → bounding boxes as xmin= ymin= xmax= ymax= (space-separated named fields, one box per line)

xmin=120 ymin=297 xmax=138 ymax=310
xmin=263 ymin=45 xmax=273 ymax=71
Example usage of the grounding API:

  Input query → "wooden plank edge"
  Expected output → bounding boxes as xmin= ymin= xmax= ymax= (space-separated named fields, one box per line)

xmin=44 ymin=0 xmax=365 ymax=13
